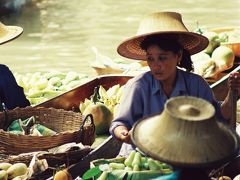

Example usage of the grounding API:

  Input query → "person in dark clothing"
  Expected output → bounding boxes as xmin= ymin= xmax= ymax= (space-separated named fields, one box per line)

xmin=0 ymin=64 xmax=30 ymax=109
xmin=0 ymin=21 xmax=30 ymax=109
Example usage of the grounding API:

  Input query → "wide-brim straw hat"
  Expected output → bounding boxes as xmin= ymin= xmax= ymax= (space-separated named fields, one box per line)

xmin=117 ymin=12 xmax=209 ymax=60
xmin=0 ymin=22 xmax=23 ymax=45
xmin=131 ymin=96 xmax=240 ymax=168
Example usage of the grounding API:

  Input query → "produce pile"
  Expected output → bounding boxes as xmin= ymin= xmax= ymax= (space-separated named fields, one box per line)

xmin=0 ymin=162 xmax=28 ymax=180
xmin=192 ymin=28 xmax=236 ymax=78
xmin=0 ymin=158 xmax=47 ymax=180
xmin=79 ymin=84 xmax=124 ymax=135
xmin=82 ymin=150 xmax=173 ymax=180
xmin=14 ymin=71 xmax=90 ymax=105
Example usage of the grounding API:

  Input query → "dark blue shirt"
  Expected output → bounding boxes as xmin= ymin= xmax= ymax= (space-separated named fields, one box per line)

xmin=0 ymin=64 xmax=30 ymax=110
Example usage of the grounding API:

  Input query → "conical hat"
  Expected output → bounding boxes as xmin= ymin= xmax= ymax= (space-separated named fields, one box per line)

xmin=131 ymin=96 xmax=240 ymax=167
xmin=0 ymin=22 xmax=23 ymax=45
xmin=117 ymin=12 xmax=208 ymax=60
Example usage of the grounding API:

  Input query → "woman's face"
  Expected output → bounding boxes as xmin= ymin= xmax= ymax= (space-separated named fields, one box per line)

xmin=146 ymin=44 xmax=181 ymax=81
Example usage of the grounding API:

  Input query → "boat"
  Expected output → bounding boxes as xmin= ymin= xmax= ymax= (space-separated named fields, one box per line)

xmin=37 ymin=65 xmax=240 ymax=179
xmin=92 ymin=66 xmax=125 ymax=75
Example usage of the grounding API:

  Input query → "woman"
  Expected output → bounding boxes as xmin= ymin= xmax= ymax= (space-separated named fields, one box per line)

xmin=109 ymin=12 xmax=240 ymax=157
xmin=0 ymin=22 xmax=30 ymax=110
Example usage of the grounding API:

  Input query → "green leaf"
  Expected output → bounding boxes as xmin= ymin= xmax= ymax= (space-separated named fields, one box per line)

xmin=82 ymin=166 xmax=101 ymax=180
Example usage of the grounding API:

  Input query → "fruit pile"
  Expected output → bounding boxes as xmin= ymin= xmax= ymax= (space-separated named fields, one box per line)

xmin=79 ymin=84 xmax=124 ymax=135
xmin=192 ymin=29 xmax=235 ymax=78
xmin=83 ymin=150 xmax=173 ymax=180
xmin=0 ymin=162 xmax=28 ymax=180
xmin=14 ymin=71 xmax=90 ymax=105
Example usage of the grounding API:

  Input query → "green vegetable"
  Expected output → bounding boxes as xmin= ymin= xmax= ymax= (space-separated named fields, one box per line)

xmin=140 ymin=156 xmax=148 ymax=170
xmin=147 ymin=158 xmax=160 ymax=171
xmin=124 ymin=150 xmax=136 ymax=167
xmin=61 ymin=71 xmax=79 ymax=85
xmin=66 ymin=80 xmax=82 ymax=89
xmin=132 ymin=152 xmax=141 ymax=167
xmin=124 ymin=166 xmax=132 ymax=171
xmin=97 ymin=171 xmax=108 ymax=180
xmin=44 ymin=71 xmax=66 ymax=80
xmin=133 ymin=164 xmax=140 ymax=171
xmin=132 ymin=152 xmax=142 ymax=171
xmin=82 ymin=166 xmax=101 ymax=180
xmin=48 ymin=77 xmax=62 ymax=87
xmin=109 ymin=163 xmax=125 ymax=170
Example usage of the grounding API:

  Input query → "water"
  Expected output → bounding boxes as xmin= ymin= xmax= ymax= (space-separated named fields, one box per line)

xmin=0 ymin=0 xmax=239 ymax=77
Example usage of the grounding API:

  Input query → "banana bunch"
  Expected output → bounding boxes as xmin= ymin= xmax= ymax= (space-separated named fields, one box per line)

xmin=79 ymin=84 xmax=125 ymax=118
xmin=14 ymin=71 xmax=90 ymax=105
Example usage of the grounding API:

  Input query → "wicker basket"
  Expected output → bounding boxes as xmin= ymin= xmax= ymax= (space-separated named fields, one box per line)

xmin=0 ymin=106 xmax=95 ymax=154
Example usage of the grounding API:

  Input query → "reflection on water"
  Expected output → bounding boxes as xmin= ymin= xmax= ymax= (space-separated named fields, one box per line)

xmin=0 ymin=0 xmax=239 ymax=77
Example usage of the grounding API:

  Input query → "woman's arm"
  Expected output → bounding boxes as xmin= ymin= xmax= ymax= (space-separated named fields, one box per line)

xmin=109 ymin=80 xmax=143 ymax=143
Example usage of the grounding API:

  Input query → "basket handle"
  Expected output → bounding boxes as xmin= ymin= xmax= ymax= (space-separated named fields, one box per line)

xmin=78 ymin=114 xmax=95 ymax=143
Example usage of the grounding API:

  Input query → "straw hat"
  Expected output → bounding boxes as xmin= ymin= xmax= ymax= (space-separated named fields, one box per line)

xmin=0 ymin=22 xmax=23 ymax=45
xmin=131 ymin=96 xmax=240 ymax=168
xmin=117 ymin=12 xmax=209 ymax=60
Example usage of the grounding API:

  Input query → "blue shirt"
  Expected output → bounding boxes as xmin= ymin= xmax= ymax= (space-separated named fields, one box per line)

xmin=109 ymin=69 xmax=224 ymax=156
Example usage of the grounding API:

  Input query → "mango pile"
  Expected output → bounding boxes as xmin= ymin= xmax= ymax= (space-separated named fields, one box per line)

xmin=83 ymin=150 xmax=173 ymax=180
xmin=0 ymin=162 xmax=28 ymax=180
xmin=14 ymin=71 xmax=90 ymax=105
xmin=192 ymin=29 xmax=235 ymax=78
xmin=79 ymin=84 xmax=124 ymax=135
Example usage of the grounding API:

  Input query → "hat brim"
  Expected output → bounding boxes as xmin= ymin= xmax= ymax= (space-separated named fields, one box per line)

xmin=0 ymin=25 xmax=23 ymax=45
xmin=117 ymin=31 xmax=209 ymax=60
xmin=131 ymin=116 xmax=240 ymax=168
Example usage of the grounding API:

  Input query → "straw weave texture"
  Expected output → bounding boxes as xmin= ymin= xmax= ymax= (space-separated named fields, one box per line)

xmin=0 ymin=106 xmax=95 ymax=154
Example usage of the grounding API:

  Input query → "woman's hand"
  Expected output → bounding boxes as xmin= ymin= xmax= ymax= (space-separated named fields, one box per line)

xmin=114 ymin=125 xmax=132 ymax=144
xmin=228 ymin=72 xmax=240 ymax=95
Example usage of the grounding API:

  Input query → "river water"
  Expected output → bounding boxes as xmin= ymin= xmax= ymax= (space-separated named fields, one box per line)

xmin=0 ymin=0 xmax=239 ymax=77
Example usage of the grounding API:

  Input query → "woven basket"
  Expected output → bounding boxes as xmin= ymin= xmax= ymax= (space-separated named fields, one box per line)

xmin=0 ymin=106 xmax=95 ymax=154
